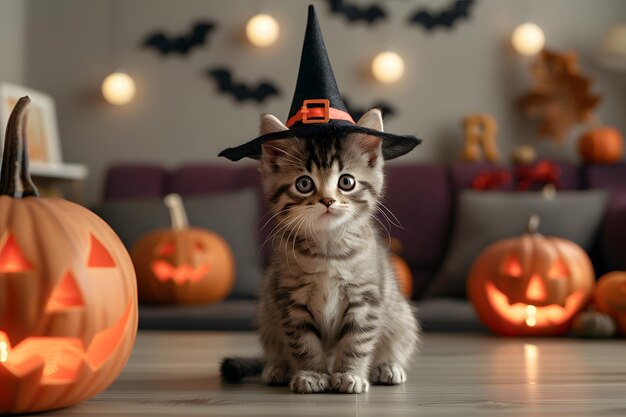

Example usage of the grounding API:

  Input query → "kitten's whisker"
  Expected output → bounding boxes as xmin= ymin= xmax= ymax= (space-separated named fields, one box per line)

xmin=258 ymin=207 xmax=299 ymax=231
xmin=377 ymin=201 xmax=404 ymax=229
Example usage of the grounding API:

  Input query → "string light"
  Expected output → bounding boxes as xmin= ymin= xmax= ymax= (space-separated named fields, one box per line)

xmin=371 ymin=51 xmax=405 ymax=84
xmin=101 ymin=72 xmax=136 ymax=105
xmin=512 ymin=23 xmax=545 ymax=56
xmin=246 ymin=14 xmax=280 ymax=47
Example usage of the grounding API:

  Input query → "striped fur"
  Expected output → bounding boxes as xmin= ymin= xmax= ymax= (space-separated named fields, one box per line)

xmin=223 ymin=110 xmax=420 ymax=394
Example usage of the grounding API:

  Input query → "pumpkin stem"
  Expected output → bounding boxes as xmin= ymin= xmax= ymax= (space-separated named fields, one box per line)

xmin=0 ymin=96 xmax=39 ymax=198
xmin=164 ymin=193 xmax=189 ymax=230
xmin=527 ymin=214 xmax=540 ymax=234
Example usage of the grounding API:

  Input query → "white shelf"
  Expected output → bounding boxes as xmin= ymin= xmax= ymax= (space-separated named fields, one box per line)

xmin=29 ymin=162 xmax=88 ymax=180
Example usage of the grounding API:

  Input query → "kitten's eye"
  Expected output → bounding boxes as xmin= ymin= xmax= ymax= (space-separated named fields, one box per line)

xmin=338 ymin=174 xmax=356 ymax=191
xmin=295 ymin=176 xmax=315 ymax=193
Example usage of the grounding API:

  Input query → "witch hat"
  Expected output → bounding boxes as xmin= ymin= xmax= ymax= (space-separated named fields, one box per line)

xmin=219 ymin=5 xmax=421 ymax=161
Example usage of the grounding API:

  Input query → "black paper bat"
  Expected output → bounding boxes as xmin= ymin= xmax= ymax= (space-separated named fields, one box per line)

xmin=407 ymin=0 xmax=475 ymax=32
xmin=207 ymin=68 xmax=280 ymax=104
xmin=325 ymin=0 xmax=387 ymax=25
xmin=343 ymin=97 xmax=396 ymax=121
xmin=143 ymin=21 xmax=217 ymax=56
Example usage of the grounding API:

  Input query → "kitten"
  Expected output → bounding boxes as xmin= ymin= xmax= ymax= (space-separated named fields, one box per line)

xmin=221 ymin=109 xmax=420 ymax=394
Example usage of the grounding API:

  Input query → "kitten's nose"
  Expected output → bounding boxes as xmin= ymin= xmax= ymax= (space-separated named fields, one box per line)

xmin=319 ymin=197 xmax=336 ymax=208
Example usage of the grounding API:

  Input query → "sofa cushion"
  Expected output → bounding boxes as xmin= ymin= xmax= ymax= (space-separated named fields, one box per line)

xmin=601 ymin=193 xmax=626 ymax=271
xmin=586 ymin=164 xmax=626 ymax=192
xmin=427 ymin=190 xmax=608 ymax=299
xmin=94 ymin=188 xmax=264 ymax=299
xmin=139 ymin=300 xmax=258 ymax=331
xmin=384 ymin=164 xmax=451 ymax=270
xmin=104 ymin=164 xmax=169 ymax=200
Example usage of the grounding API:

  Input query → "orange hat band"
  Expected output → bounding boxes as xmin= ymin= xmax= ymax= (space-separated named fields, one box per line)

xmin=286 ymin=99 xmax=355 ymax=128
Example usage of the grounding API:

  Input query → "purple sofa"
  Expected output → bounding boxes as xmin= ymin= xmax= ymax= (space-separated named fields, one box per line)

xmin=99 ymin=162 xmax=626 ymax=332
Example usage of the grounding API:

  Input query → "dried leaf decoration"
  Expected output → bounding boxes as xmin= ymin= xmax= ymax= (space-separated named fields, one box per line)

xmin=517 ymin=49 xmax=602 ymax=142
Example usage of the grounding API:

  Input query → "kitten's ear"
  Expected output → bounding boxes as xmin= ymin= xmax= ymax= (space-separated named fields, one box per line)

xmin=351 ymin=109 xmax=383 ymax=166
xmin=260 ymin=113 xmax=288 ymax=136
xmin=357 ymin=108 xmax=383 ymax=132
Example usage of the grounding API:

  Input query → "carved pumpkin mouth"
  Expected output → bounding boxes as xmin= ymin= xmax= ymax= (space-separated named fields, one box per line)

xmin=486 ymin=282 xmax=586 ymax=328
xmin=0 ymin=301 xmax=133 ymax=385
xmin=151 ymin=260 xmax=210 ymax=284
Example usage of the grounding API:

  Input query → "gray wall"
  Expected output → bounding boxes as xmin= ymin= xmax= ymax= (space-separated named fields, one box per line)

xmin=13 ymin=0 xmax=626 ymax=202
xmin=0 ymin=0 xmax=25 ymax=84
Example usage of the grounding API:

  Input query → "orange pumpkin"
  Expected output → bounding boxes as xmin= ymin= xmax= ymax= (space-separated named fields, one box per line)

xmin=131 ymin=194 xmax=235 ymax=304
xmin=467 ymin=215 xmax=594 ymax=336
xmin=391 ymin=255 xmax=413 ymax=299
xmin=390 ymin=238 xmax=413 ymax=298
xmin=0 ymin=97 xmax=138 ymax=414
xmin=578 ymin=126 xmax=624 ymax=164
xmin=595 ymin=271 xmax=626 ymax=335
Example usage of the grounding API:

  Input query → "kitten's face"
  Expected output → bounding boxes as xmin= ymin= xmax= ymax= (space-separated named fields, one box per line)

xmin=259 ymin=110 xmax=384 ymax=234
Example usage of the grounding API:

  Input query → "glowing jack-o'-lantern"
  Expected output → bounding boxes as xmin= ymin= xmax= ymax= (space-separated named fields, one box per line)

xmin=131 ymin=194 xmax=235 ymax=304
xmin=595 ymin=271 xmax=626 ymax=335
xmin=0 ymin=97 xmax=138 ymax=414
xmin=467 ymin=215 xmax=594 ymax=336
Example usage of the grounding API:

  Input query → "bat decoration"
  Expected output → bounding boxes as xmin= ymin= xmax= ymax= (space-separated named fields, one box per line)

xmin=407 ymin=0 xmax=475 ymax=32
xmin=206 ymin=68 xmax=281 ymax=104
xmin=143 ymin=21 xmax=217 ymax=56
xmin=325 ymin=0 xmax=387 ymax=25
xmin=343 ymin=97 xmax=396 ymax=120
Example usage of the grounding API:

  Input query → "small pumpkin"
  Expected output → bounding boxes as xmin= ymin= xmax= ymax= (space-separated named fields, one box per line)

xmin=0 ymin=97 xmax=138 ymax=414
xmin=595 ymin=271 xmax=626 ymax=335
xmin=131 ymin=194 xmax=235 ymax=304
xmin=571 ymin=309 xmax=616 ymax=338
xmin=467 ymin=215 xmax=595 ymax=336
xmin=578 ymin=126 xmax=624 ymax=164
xmin=390 ymin=238 xmax=413 ymax=299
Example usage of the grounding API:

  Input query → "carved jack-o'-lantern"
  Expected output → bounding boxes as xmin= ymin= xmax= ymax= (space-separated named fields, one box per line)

xmin=595 ymin=271 xmax=626 ymax=335
xmin=467 ymin=215 xmax=594 ymax=336
xmin=131 ymin=194 xmax=235 ymax=304
xmin=0 ymin=97 xmax=138 ymax=414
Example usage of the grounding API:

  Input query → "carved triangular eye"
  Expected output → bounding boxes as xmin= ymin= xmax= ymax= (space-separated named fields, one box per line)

xmin=548 ymin=259 xmax=569 ymax=280
xmin=157 ymin=242 xmax=175 ymax=257
xmin=0 ymin=234 xmax=32 ymax=273
xmin=503 ymin=254 xmax=523 ymax=278
xmin=87 ymin=234 xmax=116 ymax=268
xmin=46 ymin=271 xmax=84 ymax=312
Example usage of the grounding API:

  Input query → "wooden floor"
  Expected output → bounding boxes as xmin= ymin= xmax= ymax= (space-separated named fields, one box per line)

xmin=41 ymin=331 xmax=626 ymax=416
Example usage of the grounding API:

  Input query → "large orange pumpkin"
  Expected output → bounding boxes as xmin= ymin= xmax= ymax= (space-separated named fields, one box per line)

xmin=0 ymin=97 xmax=138 ymax=414
xmin=467 ymin=215 xmax=595 ymax=336
xmin=578 ymin=126 xmax=624 ymax=164
xmin=595 ymin=271 xmax=626 ymax=335
xmin=131 ymin=194 xmax=235 ymax=304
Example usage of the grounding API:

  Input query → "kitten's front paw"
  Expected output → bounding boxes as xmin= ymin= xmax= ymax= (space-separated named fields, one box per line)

xmin=263 ymin=364 xmax=290 ymax=385
xmin=371 ymin=363 xmax=406 ymax=385
xmin=289 ymin=371 xmax=330 ymax=393
xmin=330 ymin=372 xmax=369 ymax=394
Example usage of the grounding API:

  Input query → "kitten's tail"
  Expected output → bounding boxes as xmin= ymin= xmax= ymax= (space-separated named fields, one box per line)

xmin=220 ymin=357 xmax=265 ymax=383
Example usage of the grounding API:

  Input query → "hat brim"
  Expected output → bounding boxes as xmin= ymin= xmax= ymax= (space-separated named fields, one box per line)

xmin=218 ymin=124 xmax=422 ymax=161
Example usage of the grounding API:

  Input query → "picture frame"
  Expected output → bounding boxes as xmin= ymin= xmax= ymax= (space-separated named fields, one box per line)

xmin=0 ymin=83 xmax=62 ymax=166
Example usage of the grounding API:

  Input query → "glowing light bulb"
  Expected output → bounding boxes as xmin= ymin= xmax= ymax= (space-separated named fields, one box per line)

xmin=372 ymin=51 xmax=405 ymax=84
xmin=102 ymin=72 xmax=136 ymax=105
xmin=525 ymin=305 xmax=537 ymax=327
xmin=246 ymin=14 xmax=280 ymax=47
xmin=512 ymin=23 xmax=545 ymax=56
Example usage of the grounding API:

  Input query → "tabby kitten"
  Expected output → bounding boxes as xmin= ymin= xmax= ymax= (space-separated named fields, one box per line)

xmin=221 ymin=109 xmax=420 ymax=394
